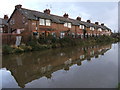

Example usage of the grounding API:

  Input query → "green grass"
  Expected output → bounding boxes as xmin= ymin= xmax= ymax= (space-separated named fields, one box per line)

xmin=118 ymin=83 xmax=120 ymax=90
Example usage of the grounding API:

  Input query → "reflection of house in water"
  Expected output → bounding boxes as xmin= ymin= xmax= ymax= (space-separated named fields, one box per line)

xmin=2 ymin=44 xmax=111 ymax=88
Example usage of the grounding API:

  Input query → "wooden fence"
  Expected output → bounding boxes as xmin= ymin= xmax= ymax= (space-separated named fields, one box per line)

xmin=2 ymin=33 xmax=31 ymax=45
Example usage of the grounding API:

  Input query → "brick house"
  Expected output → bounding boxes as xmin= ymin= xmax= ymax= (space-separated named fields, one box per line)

xmin=8 ymin=4 xmax=112 ymax=38
xmin=0 ymin=15 xmax=8 ymax=33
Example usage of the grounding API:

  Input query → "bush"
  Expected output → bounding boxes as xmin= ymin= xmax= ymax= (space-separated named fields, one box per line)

xmin=2 ymin=45 xmax=13 ymax=54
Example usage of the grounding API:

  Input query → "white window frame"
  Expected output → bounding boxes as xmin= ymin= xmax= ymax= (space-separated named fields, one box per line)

xmin=68 ymin=23 xmax=71 ymax=28
xmin=46 ymin=19 xmax=51 ymax=26
xmin=64 ymin=22 xmax=72 ymax=28
xmin=105 ymin=29 xmax=108 ymax=32
xmin=90 ymin=27 xmax=94 ymax=31
xmin=39 ymin=19 xmax=45 ymax=25
xmin=64 ymin=22 xmax=68 ymax=27
xmin=98 ymin=28 xmax=102 ymax=31
xmin=60 ymin=32 xmax=65 ymax=38
xmin=79 ymin=25 xmax=85 ymax=29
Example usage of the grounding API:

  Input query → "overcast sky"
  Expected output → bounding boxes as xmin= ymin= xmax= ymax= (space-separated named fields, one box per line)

xmin=0 ymin=0 xmax=118 ymax=32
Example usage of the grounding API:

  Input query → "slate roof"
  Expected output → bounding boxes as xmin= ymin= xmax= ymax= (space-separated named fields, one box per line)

xmin=0 ymin=18 xmax=8 ymax=26
xmin=18 ymin=8 xmax=111 ymax=31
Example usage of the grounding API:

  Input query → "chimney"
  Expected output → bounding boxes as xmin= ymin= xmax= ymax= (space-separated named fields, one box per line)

xmin=101 ymin=23 xmax=104 ymax=26
xmin=95 ymin=22 xmax=99 ymax=25
xmin=76 ymin=16 xmax=81 ymax=21
xmin=87 ymin=20 xmax=91 ymax=23
xmin=63 ymin=13 xmax=69 ymax=18
xmin=44 ymin=9 xmax=50 ymax=14
xmin=4 ymin=15 xmax=8 ymax=20
xmin=15 ymin=4 xmax=22 ymax=9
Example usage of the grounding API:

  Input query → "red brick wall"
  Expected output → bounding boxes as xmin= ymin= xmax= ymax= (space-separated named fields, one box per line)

xmin=8 ymin=9 xmax=111 ymax=37
xmin=8 ymin=9 xmax=29 ymax=32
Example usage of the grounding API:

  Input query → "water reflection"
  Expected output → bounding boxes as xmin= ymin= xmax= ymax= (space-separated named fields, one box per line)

xmin=2 ymin=44 xmax=112 ymax=88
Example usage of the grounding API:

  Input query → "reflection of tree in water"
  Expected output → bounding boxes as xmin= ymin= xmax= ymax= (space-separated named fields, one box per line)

xmin=2 ymin=43 xmax=112 ymax=88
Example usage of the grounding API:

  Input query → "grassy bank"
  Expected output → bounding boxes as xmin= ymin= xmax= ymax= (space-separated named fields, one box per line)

xmin=2 ymin=35 xmax=119 ymax=55
xmin=117 ymin=83 xmax=120 ymax=90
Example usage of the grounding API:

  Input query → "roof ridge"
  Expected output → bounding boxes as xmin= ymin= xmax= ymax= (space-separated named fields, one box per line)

xmin=20 ymin=7 xmax=110 ymax=30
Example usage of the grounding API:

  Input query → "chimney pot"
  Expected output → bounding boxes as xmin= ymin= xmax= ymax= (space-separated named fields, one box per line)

xmin=44 ymin=9 xmax=50 ymax=14
xmin=76 ymin=17 xmax=81 ymax=21
xmin=63 ymin=13 xmax=69 ymax=18
xmin=87 ymin=20 xmax=91 ymax=23
xmin=101 ymin=23 xmax=104 ymax=26
xmin=4 ymin=15 xmax=8 ymax=20
xmin=95 ymin=22 xmax=99 ymax=25
xmin=15 ymin=4 xmax=22 ymax=9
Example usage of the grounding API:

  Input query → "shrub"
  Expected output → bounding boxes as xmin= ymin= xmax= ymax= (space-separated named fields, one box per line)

xmin=2 ymin=45 xmax=13 ymax=54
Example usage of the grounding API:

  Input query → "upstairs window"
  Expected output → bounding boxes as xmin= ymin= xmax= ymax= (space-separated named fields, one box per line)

xmin=98 ymin=28 xmax=102 ymax=31
xmin=90 ymin=27 xmax=94 ymax=31
xmin=46 ymin=19 xmax=51 ymax=26
xmin=64 ymin=23 xmax=68 ymax=27
xmin=105 ymin=29 xmax=108 ymax=32
xmin=68 ymin=23 xmax=71 ymax=28
xmin=64 ymin=22 xmax=72 ymax=28
xmin=79 ymin=25 xmax=85 ymax=29
xmin=39 ymin=19 xmax=51 ymax=26
xmin=39 ymin=19 xmax=45 ymax=25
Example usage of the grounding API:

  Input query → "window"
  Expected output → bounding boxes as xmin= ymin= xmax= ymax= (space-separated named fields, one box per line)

xmin=39 ymin=19 xmax=51 ymax=26
xmin=36 ymin=27 xmax=38 ymax=30
xmin=98 ymin=28 xmax=102 ymax=31
xmin=46 ymin=19 xmax=51 ymax=26
xmin=60 ymin=32 xmax=65 ymax=38
xmin=52 ymin=32 xmax=56 ymax=37
xmin=68 ymin=23 xmax=71 ymax=28
xmin=64 ymin=22 xmax=72 ymax=28
xmin=105 ymin=29 xmax=108 ymax=32
xmin=23 ymin=17 xmax=25 ymax=23
xmin=79 ymin=25 xmax=85 ymax=29
xmin=90 ymin=27 xmax=94 ymax=31
xmin=13 ymin=19 xmax=15 ymax=24
xmin=39 ymin=19 xmax=45 ymax=25
xmin=64 ymin=23 xmax=68 ymax=27
xmin=0 ymin=28 xmax=3 ymax=33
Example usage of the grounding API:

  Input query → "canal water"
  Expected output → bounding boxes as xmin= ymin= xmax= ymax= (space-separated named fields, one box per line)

xmin=1 ymin=43 xmax=118 ymax=88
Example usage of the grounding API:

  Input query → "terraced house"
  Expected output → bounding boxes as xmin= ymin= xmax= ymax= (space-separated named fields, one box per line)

xmin=0 ymin=15 xmax=8 ymax=33
xmin=8 ymin=4 xmax=112 ymax=38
